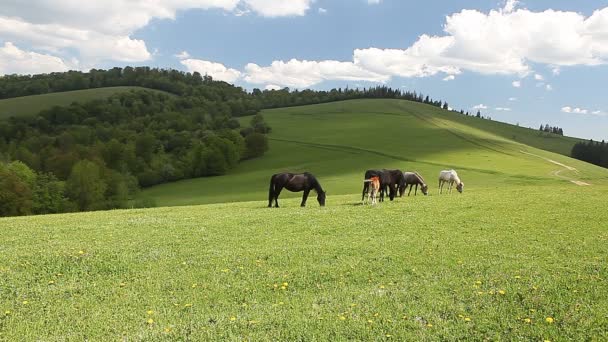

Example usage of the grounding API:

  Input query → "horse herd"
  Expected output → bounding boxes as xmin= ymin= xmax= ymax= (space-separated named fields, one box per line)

xmin=268 ymin=169 xmax=464 ymax=207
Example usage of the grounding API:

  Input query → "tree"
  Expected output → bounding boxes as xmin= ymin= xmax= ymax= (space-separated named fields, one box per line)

xmin=0 ymin=164 xmax=32 ymax=216
xmin=66 ymin=160 xmax=107 ymax=211
xmin=476 ymin=110 xmax=481 ymax=118
xmin=244 ymin=133 xmax=269 ymax=159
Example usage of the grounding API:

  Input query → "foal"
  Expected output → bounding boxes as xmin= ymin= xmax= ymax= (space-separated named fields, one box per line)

xmin=363 ymin=176 xmax=380 ymax=205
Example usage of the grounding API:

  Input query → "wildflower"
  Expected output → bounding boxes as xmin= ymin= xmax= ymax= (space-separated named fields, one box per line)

xmin=279 ymin=302 xmax=284 ymax=305
xmin=147 ymin=310 xmax=154 ymax=315
xmin=477 ymin=291 xmax=484 ymax=295
xmin=339 ymin=316 xmax=346 ymax=320
xmin=475 ymin=281 xmax=482 ymax=285
xmin=230 ymin=316 xmax=236 ymax=321
xmin=386 ymin=334 xmax=392 ymax=338
xmin=498 ymin=290 xmax=506 ymax=295
xmin=22 ymin=301 xmax=28 ymax=305
xmin=282 ymin=282 xmax=288 ymax=287
xmin=367 ymin=319 xmax=373 ymax=324
xmin=458 ymin=314 xmax=464 ymax=318
xmin=78 ymin=250 xmax=85 ymax=255
xmin=147 ymin=318 xmax=154 ymax=324
xmin=523 ymin=318 xmax=531 ymax=323
xmin=56 ymin=273 xmax=63 ymax=276
xmin=426 ymin=323 xmax=433 ymax=327
xmin=164 ymin=327 xmax=172 ymax=333
xmin=514 ymin=275 xmax=521 ymax=279
xmin=119 ymin=282 xmax=126 ymax=287
xmin=192 ymin=283 xmax=197 ymax=288
xmin=464 ymin=317 xmax=471 ymax=322
xmin=48 ymin=280 xmax=55 ymax=285
xmin=545 ymin=317 xmax=554 ymax=324
xmin=280 ymin=286 xmax=286 ymax=290
xmin=379 ymin=285 xmax=385 ymax=289
xmin=4 ymin=310 xmax=11 ymax=315
xmin=184 ymin=303 xmax=193 ymax=307
xmin=351 ymin=303 xmax=357 ymax=307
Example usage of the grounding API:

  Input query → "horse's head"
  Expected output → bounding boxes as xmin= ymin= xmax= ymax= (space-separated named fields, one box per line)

xmin=456 ymin=182 xmax=464 ymax=193
xmin=317 ymin=191 xmax=326 ymax=206
xmin=398 ymin=183 xmax=406 ymax=197
xmin=421 ymin=183 xmax=429 ymax=195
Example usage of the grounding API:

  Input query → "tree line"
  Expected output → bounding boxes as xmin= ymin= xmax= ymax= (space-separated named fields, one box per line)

xmin=571 ymin=140 xmax=608 ymax=168
xmin=539 ymin=124 xmax=564 ymax=136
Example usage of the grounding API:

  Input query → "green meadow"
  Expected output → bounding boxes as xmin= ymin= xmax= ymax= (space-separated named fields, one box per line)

xmin=0 ymin=87 xmax=167 ymax=119
xmin=1 ymin=98 xmax=607 ymax=340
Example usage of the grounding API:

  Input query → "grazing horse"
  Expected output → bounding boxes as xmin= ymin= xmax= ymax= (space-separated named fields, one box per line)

xmin=268 ymin=172 xmax=326 ymax=207
xmin=401 ymin=172 xmax=429 ymax=196
xmin=362 ymin=176 xmax=380 ymax=205
xmin=438 ymin=169 xmax=464 ymax=194
xmin=361 ymin=169 xmax=404 ymax=202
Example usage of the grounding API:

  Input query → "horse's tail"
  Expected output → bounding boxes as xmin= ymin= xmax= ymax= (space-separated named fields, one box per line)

xmin=268 ymin=174 xmax=276 ymax=206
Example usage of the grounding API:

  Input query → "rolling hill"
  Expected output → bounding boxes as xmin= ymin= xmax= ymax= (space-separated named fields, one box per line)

xmin=139 ymin=99 xmax=605 ymax=207
xmin=0 ymin=86 xmax=170 ymax=119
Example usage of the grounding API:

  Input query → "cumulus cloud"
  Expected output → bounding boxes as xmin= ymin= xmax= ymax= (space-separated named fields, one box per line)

xmin=318 ymin=8 xmax=327 ymax=14
xmin=473 ymin=104 xmax=488 ymax=110
xmin=243 ymin=58 xmax=389 ymax=88
xmin=175 ymin=51 xmax=191 ymax=59
xmin=546 ymin=84 xmax=553 ymax=91
xmin=180 ymin=58 xmax=242 ymax=83
xmin=534 ymin=74 xmax=544 ymax=81
xmin=509 ymin=97 xmax=517 ymax=101
xmin=265 ymin=84 xmax=282 ymax=90
xmin=443 ymin=75 xmax=455 ymax=81
xmin=0 ymin=42 xmax=70 ymax=75
xmin=512 ymin=81 xmax=522 ymax=87
xmin=495 ymin=107 xmax=511 ymax=111
xmin=563 ymin=107 xmax=606 ymax=116
xmin=242 ymin=0 xmax=312 ymax=17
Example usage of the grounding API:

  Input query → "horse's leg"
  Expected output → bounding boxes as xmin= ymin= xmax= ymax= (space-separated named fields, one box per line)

xmin=414 ymin=184 xmax=418 ymax=196
xmin=274 ymin=186 xmax=283 ymax=207
xmin=301 ymin=189 xmax=310 ymax=207
xmin=439 ymin=180 xmax=442 ymax=194
xmin=448 ymin=180 xmax=453 ymax=194
xmin=362 ymin=182 xmax=368 ymax=203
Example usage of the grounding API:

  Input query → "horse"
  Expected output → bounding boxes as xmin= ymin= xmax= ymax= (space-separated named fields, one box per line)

xmin=401 ymin=172 xmax=428 ymax=196
xmin=438 ymin=169 xmax=464 ymax=194
xmin=361 ymin=169 xmax=404 ymax=202
xmin=268 ymin=172 xmax=326 ymax=207
xmin=362 ymin=176 xmax=380 ymax=205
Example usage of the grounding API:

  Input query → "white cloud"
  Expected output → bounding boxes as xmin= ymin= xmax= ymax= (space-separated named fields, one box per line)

xmin=242 ymin=0 xmax=312 ymax=17
xmin=368 ymin=0 xmax=382 ymax=4
xmin=244 ymin=58 xmax=389 ymax=88
xmin=175 ymin=51 xmax=191 ymax=59
xmin=562 ymin=106 xmax=589 ymax=114
xmin=0 ymin=42 xmax=71 ymax=75
xmin=318 ymin=8 xmax=327 ymax=14
xmin=551 ymin=66 xmax=561 ymax=75
xmin=443 ymin=75 xmax=455 ymax=81
xmin=265 ymin=84 xmax=282 ymax=90
xmin=509 ymin=97 xmax=517 ymax=101
xmin=180 ymin=58 xmax=242 ymax=83
xmin=546 ymin=84 xmax=553 ymax=91
xmin=495 ymin=107 xmax=512 ymax=111
xmin=534 ymin=74 xmax=544 ymax=81
xmin=473 ymin=104 xmax=488 ymax=110
xmin=512 ymin=81 xmax=522 ymax=87
xmin=503 ymin=0 xmax=519 ymax=14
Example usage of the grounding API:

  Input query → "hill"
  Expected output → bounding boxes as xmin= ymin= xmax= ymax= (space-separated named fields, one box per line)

xmin=139 ymin=99 xmax=606 ymax=207
xmin=0 ymin=86 xmax=170 ymax=120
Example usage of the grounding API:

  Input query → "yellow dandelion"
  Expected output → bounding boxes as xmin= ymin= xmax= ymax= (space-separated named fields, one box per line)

xmin=386 ymin=334 xmax=392 ymax=338
xmin=184 ymin=303 xmax=193 ymax=307
xmin=119 ymin=282 xmax=126 ymax=287
xmin=529 ymin=309 xmax=536 ymax=312
xmin=56 ymin=273 xmax=63 ymax=276
xmin=374 ymin=313 xmax=379 ymax=317
xmin=475 ymin=280 xmax=482 ymax=285
xmin=464 ymin=317 xmax=471 ymax=322
xmin=4 ymin=310 xmax=11 ymax=315
xmin=147 ymin=318 xmax=154 ymax=324
xmin=498 ymin=290 xmax=506 ymax=295
xmin=544 ymin=340 xmax=551 ymax=342
xmin=147 ymin=310 xmax=154 ymax=315
xmin=279 ymin=301 xmax=284 ymax=305
xmin=426 ymin=323 xmax=433 ymax=327
xmin=282 ymin=282 xmax=288 ymax=287
xmin=48 ymin=280 xmax=55 ymax=285
xmin=78 ymin=250 xmax=85 ymax=255
xmin=523 ymin=318 xmax=531 ymax=323
xmin=458 ymin=314 xmax=464 ymax=318
xmin=532 ymin=286 xmax=538 ymax=290
xmin=351 ymin=303 xmax=357 ymax=307
xmin=230 ymin=316 xmax=236 ymax=321
xmin=280 ymin=286 xmax=286 ymax=290
xmin=545 ymin=317 xmax=554 ymax=324
xmin=22 ymin=300 xmax=28 ymax=305
xmin=164 ymin=327 xmax=172 ymax=333
xmin=191 ymin=283 xmax=197 ymax=288
xmin=339 ymin=316 xmax=346 ymax=320
xmin=477 ymin=291 xmax=484 ymax=295
xmin=514 ymin=275 xmax=521 ymax=279
xmin=367 ymin=319 xmax=373 ymax=323
xmin=379 ymin=285 xmax=385 ymax=289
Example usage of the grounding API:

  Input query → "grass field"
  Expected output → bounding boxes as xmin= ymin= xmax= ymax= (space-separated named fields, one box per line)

xmin=140 ymin=99 xmax=603 ymax=207
xmin=0 ymin=87 xmax=168 ymax=120
xmin=1 ymin=185 xmax=607 ymax=340
xmin=2 ymin=98 xmax=607 ymax=340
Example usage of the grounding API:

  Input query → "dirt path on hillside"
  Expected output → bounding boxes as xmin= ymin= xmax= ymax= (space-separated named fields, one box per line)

xmin=520 ymin=150 xmax=591 ymax=186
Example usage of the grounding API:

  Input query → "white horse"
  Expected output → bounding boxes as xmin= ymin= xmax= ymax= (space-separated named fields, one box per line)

xmin=438 ymin=170 xmax=464 ymax=194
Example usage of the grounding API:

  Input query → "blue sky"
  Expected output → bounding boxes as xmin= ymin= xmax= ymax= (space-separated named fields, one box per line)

xmin=1 ymin=0 xmax=607 ymax=140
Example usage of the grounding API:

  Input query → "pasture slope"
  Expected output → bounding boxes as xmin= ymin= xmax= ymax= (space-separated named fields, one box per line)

xmin=1 ymin=99 xmax=608 ymax=340
xmin=0 ymin=86 xmax=169 ymax=119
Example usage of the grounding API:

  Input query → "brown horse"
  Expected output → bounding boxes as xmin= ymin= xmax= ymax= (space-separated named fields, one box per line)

xmin=401 ymin=172 xmax=428 ymax=196
xmin=361 ymin=169 xmax=405 ymax=202
xmin=268 ymin=172 xmax=326 ymax=208
xmin=363 ymin=176 xmax=380 ymax=205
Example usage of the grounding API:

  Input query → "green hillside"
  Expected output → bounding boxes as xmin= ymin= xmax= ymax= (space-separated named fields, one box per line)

xmin=139 ymin=99 xmax=606 ymax=207
xmin=0 ymin=86 xmax=169 ymax=119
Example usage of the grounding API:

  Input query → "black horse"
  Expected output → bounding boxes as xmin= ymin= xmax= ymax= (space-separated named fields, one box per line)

xmin=361 ymin=169 xmax=405 ymax=202
xmin=268 ymin=172 xmax=326 ymax=208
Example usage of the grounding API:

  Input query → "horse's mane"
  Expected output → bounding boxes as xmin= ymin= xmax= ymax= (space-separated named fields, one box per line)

xmin=414 ymin=171 xmax=426 ymax=184
xmin=305 ymin=172 xmax=324 ymax=193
